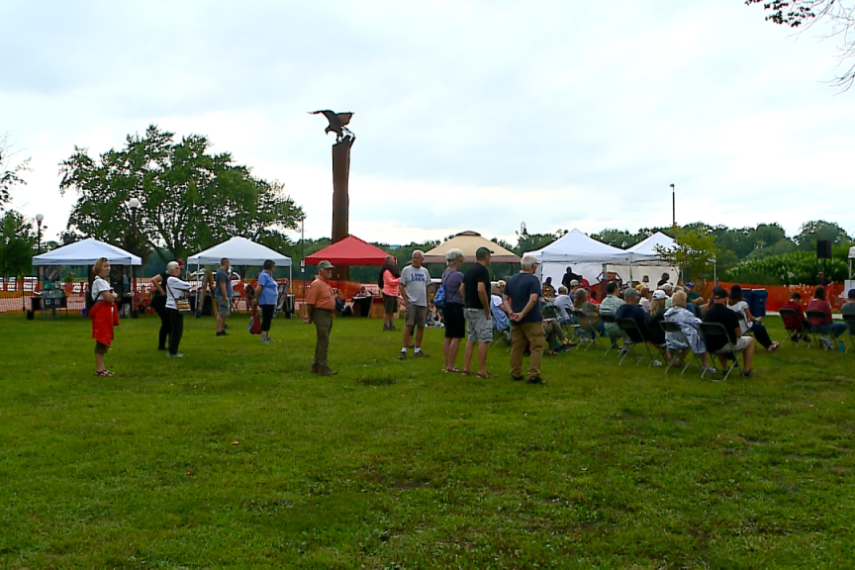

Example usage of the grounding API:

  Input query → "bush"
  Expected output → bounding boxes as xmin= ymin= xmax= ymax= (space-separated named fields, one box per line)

xmin=724 ymin=252 xmax=847 ymax=285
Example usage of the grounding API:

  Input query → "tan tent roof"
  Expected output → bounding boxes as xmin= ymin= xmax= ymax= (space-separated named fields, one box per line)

xmin=424 ymin=231 xmax=521 ymax=264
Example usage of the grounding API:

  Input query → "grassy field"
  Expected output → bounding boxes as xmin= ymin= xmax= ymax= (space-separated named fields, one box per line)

xmin=1 ymin=310 xmax=854 ymax=568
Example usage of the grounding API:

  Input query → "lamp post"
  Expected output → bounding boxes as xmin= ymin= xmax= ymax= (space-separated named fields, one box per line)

xmin=300 ymin=214 xmax=306 ymax=301
xmin=128 ymin=198 xmax=141 ymax=317
xmin=670 ymin=183 xmax=675 ymax=228
xmin=35 ymin=213 xmax=44 ymax=254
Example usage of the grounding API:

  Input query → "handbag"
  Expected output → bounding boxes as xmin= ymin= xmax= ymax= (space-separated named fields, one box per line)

xmin=248 ymin=305 xmax=262 ymax=335
xmin=168 ymin=280 xmax=191 ymax=314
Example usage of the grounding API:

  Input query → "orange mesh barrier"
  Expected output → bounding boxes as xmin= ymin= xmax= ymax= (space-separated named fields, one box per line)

xmin=702 ymin=282 xmax=846 ymax=312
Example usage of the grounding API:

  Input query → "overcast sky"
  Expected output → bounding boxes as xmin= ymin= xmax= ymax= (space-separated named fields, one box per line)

xmin=3 ymin=0 xmax=854 ymax=247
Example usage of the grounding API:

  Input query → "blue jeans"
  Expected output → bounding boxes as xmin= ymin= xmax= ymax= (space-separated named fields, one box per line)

xmin=813 ymin=322 xmax=847 ymax=339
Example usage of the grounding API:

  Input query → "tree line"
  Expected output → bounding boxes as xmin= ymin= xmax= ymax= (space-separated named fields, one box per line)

xmin=1 ymin=127 xmax=853 ymax=286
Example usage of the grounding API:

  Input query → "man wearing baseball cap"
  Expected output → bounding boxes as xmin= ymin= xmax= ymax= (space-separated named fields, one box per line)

xmin=304 ymin=260 xmax=337 ymax=375
xmin=703 ymin=285 xmax=755 ymax=377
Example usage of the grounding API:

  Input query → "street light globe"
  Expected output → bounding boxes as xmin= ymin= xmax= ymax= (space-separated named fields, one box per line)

xmin=35 ymin=213 xmax=44 ymax=222
xmin=128 ymin=198 xmax=141 ymax=209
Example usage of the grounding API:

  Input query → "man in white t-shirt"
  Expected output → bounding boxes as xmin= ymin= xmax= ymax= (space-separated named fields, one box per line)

xmin=399 ymin=250 xmax=431 ymax=359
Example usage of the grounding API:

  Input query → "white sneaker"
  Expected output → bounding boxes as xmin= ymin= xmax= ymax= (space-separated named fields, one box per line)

xmin=167 ymin=352 xmax=184 ymax=358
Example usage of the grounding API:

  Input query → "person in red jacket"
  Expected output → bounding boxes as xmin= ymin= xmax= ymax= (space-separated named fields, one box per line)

xmin=90 ymin=257 xmax=119 ymax=376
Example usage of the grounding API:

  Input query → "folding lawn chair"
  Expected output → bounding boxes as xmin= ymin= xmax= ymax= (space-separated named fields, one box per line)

xmin=698 ymin=322 xmax=743 ymax=381
xmin=778 ymin=307 xmax=809 ymax=348
xmin=572 ymin=309 xmax=598 ymax=351
xmin=273 ymin=281 xmax=291 ymax=317
xmin=843 ymin=314 xmax=855 ymax=354
xmin=805 ymin=309 xmax=834 ymax=350
xmin=659 ymin=320 xmax=697 ymax=375
xmin=616 ymin=317 xmax=655 ymax=366
xmin=490 ymin=310 xmax=511 ymax=349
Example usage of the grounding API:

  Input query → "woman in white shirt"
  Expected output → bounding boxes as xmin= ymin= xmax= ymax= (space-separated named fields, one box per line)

xmin=164 ymin=261 xmax=191 ymax=357
xmin=728 ymin=284 xmax=779 ymax=352
xmin=90 ymin=257 xmax=117 ymax=376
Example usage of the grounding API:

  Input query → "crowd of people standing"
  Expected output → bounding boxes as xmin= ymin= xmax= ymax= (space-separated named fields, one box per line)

xmin=87 ymin=253 xmax=855 ymax=381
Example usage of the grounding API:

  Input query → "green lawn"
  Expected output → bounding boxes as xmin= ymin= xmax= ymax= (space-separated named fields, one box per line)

xmin=1 ymin=311 xmax=854 ymax=568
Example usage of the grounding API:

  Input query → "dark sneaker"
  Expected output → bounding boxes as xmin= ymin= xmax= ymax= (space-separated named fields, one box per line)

xmin=318 ymin=368 xmax=338 ymax=376
xmin=311 ymin=364 xmax=319 ymax=373
xmin=398 ymin=352 xmax=407 ymax=360
xmin=216 ymin=331 xmax=227 ymax=337
xmin=413 ymin=351 xmax=428 ymax=358
xmin=526 ymin=376 xmax=545 ymax=384
xmin=742 ymin=369 xmax=756 ymax=378
xmin=511 ymin=375 xmax=524 ymax=381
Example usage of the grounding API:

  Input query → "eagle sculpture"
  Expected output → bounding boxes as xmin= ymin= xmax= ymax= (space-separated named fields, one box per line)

xmin=309 ymin=110 xmax=354 ymax=141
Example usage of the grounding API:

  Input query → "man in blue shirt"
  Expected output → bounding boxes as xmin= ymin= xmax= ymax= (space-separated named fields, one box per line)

xmin=615 ymin=288 xmax=648 ymax=343
xmin=503 ymin=255 xmax=546 ymax=384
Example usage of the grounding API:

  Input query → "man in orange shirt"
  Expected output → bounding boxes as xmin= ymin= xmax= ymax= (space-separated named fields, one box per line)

xmin=304 ymin=260 xmax=337 ymax=376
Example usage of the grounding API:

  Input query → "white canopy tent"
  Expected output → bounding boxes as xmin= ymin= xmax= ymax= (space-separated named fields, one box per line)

xmin=187 ymin=237 xmax=293 ymax=287
xmin=32 ymin=238 xmax=142 ymax=266
xmin=187 ymin=237 xmax=292 ymax=267
xmin=611 ymin=231 xmax=680 ymax=286
xmin=524 ymin=229 xmax=638 ymax=286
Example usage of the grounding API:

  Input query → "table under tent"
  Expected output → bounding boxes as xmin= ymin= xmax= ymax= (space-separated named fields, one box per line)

xmin=31 ymin=238 xmax=142 ymax=318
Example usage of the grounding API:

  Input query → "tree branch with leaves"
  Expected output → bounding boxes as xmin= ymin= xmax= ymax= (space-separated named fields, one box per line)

xmin=747 ymin=0 xmax=855 ymax=91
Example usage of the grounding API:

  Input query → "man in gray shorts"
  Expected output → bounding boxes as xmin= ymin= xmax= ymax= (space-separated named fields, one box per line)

xmin=214 ymin=257 xmax=233 ymax=337
xmin=399 ymin=250 xmax=431 ymax=360
xmin=462 ymin=246 xmax=494 ymax=377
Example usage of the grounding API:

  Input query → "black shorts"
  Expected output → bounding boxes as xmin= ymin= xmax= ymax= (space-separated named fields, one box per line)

xmin=443 ymin=302 xmax=465 ymax=339
xmin=383 ymin=294 xmax=398 ymax=314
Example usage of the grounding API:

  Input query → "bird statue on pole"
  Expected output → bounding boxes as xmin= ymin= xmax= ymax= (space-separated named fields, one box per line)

xmin=308 ymin=110 xmax=354 ymax=142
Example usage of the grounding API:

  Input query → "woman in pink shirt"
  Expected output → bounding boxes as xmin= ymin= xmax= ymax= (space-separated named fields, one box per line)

xmin=380 ymin=256 xmax=401 ymax=331
xmin=807 ymin=286 xmax=846 ymax=347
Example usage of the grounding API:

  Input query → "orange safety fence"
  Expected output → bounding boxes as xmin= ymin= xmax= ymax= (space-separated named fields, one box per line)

xmin=701 ymin=282 xmax=847 ymax=312
xmin=0 ymin=278 xmax=385 ymax=314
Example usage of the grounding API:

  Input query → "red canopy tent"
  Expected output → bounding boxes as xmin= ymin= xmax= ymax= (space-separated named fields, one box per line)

xmin=305 ymin=235 xmax=391 ymax=266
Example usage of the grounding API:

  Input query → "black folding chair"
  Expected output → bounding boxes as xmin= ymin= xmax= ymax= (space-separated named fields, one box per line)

xmin=843 ymin=314 xmax=855 ymax=354
xmin=572 ymin=309 xmax=598 ymax=351
xmin=698 ymin=322 xmax=743 ymax=381
xmin=616 ymin=317 xmax=655 ymax=366
xmin=778 ymin=307 xmax=808 ymax=348
xmin=659 ymin=320 xmax=697 ymax=375
xmin=805 ymin=309 xmax=834 ymax=350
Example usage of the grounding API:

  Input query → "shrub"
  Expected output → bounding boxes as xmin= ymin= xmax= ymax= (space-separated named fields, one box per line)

xmin=724 ymin=252 xmax=847 ymax=285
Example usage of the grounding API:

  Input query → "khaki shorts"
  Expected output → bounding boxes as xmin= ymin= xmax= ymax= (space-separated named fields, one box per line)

xmin=405 ymin=304 xmax=427 ymax=328
xmin=465 ymin=308 xmax=492 ymax=343
xmin=216 ymin=297 xmax=231 ymax=318
xmin=383 ymin=294 xmax=398 ymax=315
xmin=734 ymin=336 xmax=753 ymax=352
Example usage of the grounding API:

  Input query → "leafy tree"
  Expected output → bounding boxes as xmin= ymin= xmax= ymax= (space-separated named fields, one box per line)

xmin=654 ymin=226 xmax=720 ymax=282
xmin=746 ymin=0 xmax=855 ymax=91
xmin=0 ymin=135 xmax=30 ymax=211
xmin=0 ymin=210 xmax=35 ymax=279
xmin=793 ymin=219 xmax=851 ymax=251
xmin=59 ymin=125 xmax=304 ymax=262
xmin=589 ymin=229 xmax=639 ymax=249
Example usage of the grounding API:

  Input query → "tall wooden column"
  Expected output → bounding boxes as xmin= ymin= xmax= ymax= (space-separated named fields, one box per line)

xmin=331 ymin=135 xmax=354 ymax=281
